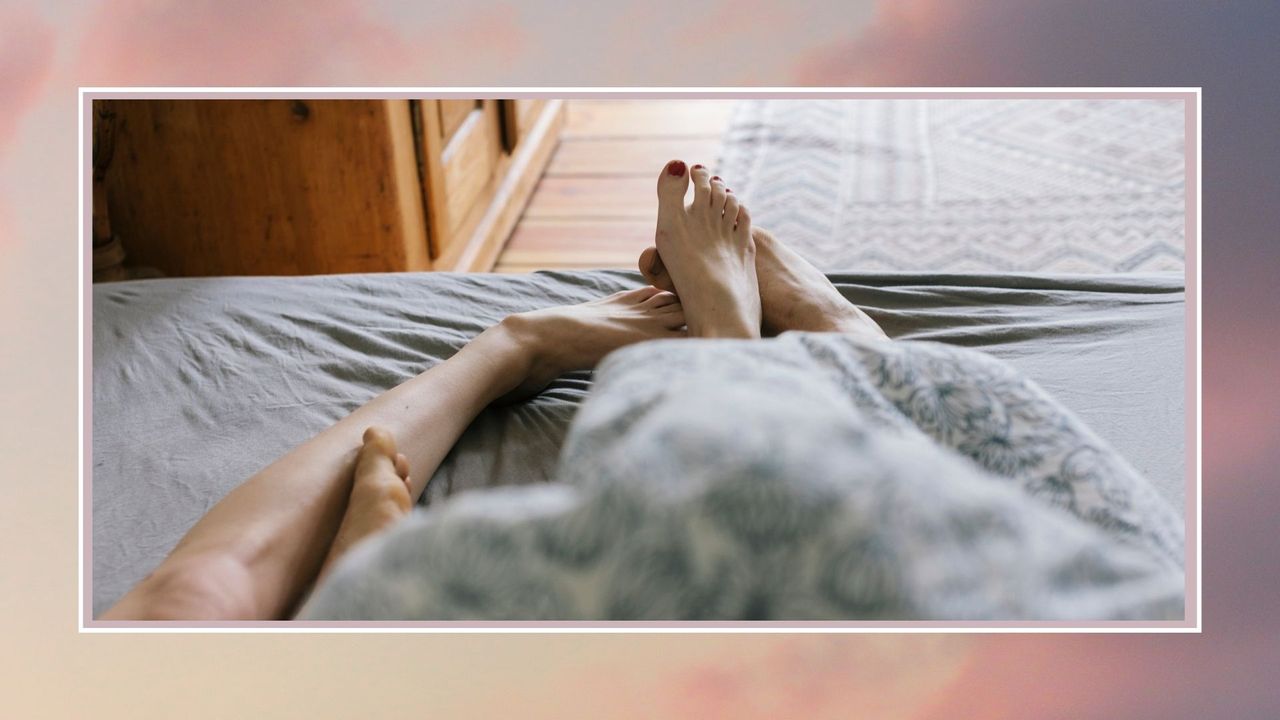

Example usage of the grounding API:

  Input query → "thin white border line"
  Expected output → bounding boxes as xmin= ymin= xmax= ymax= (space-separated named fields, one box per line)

xmin=78 ymin=87 xmax=1202 ymax=634
xmin=78 ymin=90 xmax=85 ymax=631
xmin=1187 ymin=87 xmax=1198 ymax=630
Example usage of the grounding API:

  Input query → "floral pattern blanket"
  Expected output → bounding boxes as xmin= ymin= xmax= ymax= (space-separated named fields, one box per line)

xmin=302 ymin=334 xmax=1185 ymax=621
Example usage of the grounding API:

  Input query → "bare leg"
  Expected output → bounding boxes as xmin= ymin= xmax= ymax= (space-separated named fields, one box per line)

xmin=101 ymin=287 xmax=684 ymax=621
xmin=639 ymin=163 xmax=886 ymax=340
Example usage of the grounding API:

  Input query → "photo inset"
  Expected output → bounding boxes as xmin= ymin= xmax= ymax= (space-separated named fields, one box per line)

xmin=88 ymin=95 xmax=1191 ymax=625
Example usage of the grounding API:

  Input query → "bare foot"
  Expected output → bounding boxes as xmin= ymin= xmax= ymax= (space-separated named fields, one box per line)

xmin=640 ymin=211 xmax=886 ymax=340
xmin=649 ymin=160 xmax=761 ymax=339
xmin=751 ymin=227 xmax=886 ymax=338
xmin=496 ymin=285 xmax=686 ymax=402
xmin=317 ymin=427 xmax=414 ymax=580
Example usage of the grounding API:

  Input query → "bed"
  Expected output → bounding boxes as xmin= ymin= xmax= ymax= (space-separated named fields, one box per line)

xmin=717 ymin=99 xmax=1187 ymax=273
xmin=90 ymin=269 xmax=1186 ymax=617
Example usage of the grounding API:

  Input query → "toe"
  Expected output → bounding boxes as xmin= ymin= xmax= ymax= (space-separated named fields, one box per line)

xmin=690 ymin=164 xmax=712 ymax=207
xmin=643 ymin=290 xmax=680 ymax=308
xmin=637 ymin=246 xmax=659 ymax=283
xmin=638 ymin=246 xmax=676 ymax=292
xmin=749 ymin=225 xmax=772 ymax=249
xmin=394 ymin=453 xmax=410 ymax=480
xmin=662 ymin=307 xmax=686 ymax=330
xmin=356 ymin=427 xmax=399 ymax=483
xmin=625 ymin=286 xmax=663 ymax=304
xmin=656 ymin=160 xmax=689 ymax=215
xmin=735 ymin=204 xmax=753 ymax=240
xmin=724 ymin=193 xmax=741 ymax=228
xmin=709 ymin=176 xmax=727 ymax=211
xmin=361 ymin=426 xmax=396 ymax=457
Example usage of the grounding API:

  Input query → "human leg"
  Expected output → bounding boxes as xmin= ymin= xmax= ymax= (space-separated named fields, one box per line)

xmin=101 ymin=288 xmax=685 ymax=620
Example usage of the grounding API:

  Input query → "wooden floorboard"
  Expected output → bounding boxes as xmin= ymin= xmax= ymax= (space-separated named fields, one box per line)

xmin=497 ymin=219 xmax=654 ymax=272
xmin=547 ymin=137 xmax=723 ymax=177
xmin=522 ymin=176 xmax=661 ymax=220
xmin=494 ymin=99 xmax=734 ymax=273
xmin=504 ymin=219 xmax=654 ymax=251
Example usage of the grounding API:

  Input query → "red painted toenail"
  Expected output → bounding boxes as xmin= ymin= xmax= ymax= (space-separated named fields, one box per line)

xmin=712 ymin=176 xmax=721 ymax=182
xmin=692 ymin=164 xmax=705 ymax=170
xmin=667 ymin=160 xmax=686 ymax=177
xmin=726 ymin=188 xmax=733 ymax=193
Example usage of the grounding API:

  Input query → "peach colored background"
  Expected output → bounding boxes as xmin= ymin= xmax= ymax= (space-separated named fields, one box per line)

xmin=2 ymin=1 xmax=1275 ymax=717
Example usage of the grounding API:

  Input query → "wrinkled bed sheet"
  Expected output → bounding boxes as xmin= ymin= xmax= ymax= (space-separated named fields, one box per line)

xmin=91 ymin=270 xmax=1185 ymax=616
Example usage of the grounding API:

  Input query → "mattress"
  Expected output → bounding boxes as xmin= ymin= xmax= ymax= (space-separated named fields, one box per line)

xmin=90 ymin=270 xmax=1186 ymax=616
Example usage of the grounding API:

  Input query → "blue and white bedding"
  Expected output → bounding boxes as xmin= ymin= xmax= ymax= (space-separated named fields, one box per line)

xmin=301 ymin=332 xmax=1184 ymax=621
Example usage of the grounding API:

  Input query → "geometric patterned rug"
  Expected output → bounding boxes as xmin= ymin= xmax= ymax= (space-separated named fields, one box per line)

xmin=716 ymin=99 xmax=1186 ymax=273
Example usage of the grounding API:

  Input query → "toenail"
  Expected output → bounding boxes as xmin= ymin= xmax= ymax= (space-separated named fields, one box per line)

xmin=692 ymin=164 xmax=704 ymax=170
xmin=712 ymin=176 xmax=721 ymax=181
xmin=726 ymin=188 xmax=732 ymax=193
xmin=667 ymin=160 xmax=686 ymax=177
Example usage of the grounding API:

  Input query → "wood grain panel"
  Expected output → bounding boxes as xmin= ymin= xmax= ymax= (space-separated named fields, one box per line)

xmin=435 ymin=101 xmax=565 ymax=272
xmin=501 ymin=98 xmax=547 ymax=151
xmin=416 ymin=100 xmax=449 ymax=260
xmin=441 ymin=101 xmax=503 ymax=239
xmin=100 ymin=99 xmax=429 ymax=276
xmin=418 ymin=100 xmax=565 ymax=272
xmin=515 ymin=99 xmax=545 ymax=135
xmin=438 ymin=99 xmax=476 ymax=141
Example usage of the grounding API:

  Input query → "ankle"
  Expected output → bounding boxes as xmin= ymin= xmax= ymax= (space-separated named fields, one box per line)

xmin=489 ymin=313 xmax=559 ymax=387
xmin=689 ymin=308 xmax=761 ymax=339
xmin=496 ymin=312 xmax=548 ymax=360
xmin=831 ymin=309 xmax=889 ymax=339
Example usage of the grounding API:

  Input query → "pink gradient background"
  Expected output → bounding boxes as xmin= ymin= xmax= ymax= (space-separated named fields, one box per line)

xmin=3 ymin=0 xmax=1275 ymax=716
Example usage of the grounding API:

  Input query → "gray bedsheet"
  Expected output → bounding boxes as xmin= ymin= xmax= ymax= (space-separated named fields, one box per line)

xmin=90 ymin=270 xmax=1185 ymax=616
